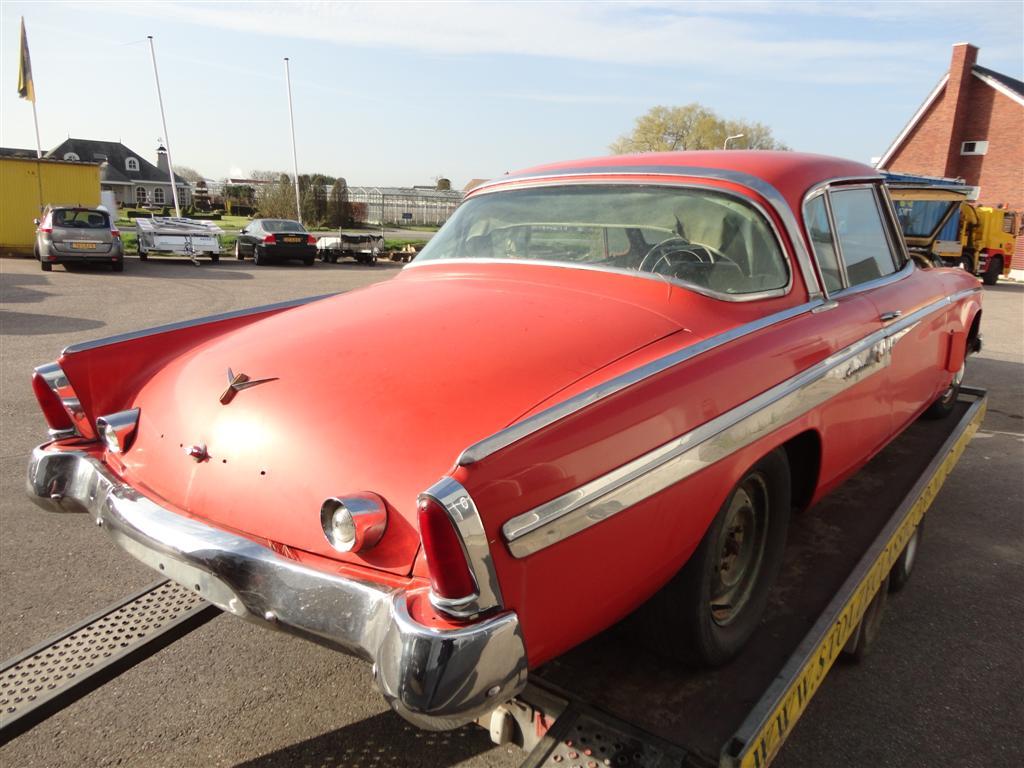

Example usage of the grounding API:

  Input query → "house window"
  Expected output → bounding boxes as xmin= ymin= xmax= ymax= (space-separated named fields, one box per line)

xmin=153 ymin=187 xmax=165 ymax=204
xmin=126 ymin=157 xmax=140 ymax=171
xmin=62 ymin=152 xmax=80 ymax=161
xmin=135 ymin=187 xmax=147 ymax=205
xmin=961 ymin=141 xmax=988 ymax=156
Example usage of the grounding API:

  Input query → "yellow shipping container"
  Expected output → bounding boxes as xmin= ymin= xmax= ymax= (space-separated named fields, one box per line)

xmin=0 ymin=157 xmax=100 ymax=254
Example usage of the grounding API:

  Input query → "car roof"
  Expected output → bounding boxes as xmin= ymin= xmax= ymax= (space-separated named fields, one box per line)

xmin=476 ymin=151 xmax=881 ymax=214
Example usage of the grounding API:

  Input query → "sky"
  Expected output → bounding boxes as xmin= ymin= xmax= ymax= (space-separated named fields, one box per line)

xmin=1 ymin=1 xmax=1022 ymax=189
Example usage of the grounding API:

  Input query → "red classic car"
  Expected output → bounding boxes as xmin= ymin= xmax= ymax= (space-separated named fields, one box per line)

xmin=27 ymin=152 xmax=982 ymax=730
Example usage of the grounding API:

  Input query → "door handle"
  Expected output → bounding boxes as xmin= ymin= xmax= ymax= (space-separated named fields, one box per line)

xmin=880 ymin=311 xmax=902 ymax=323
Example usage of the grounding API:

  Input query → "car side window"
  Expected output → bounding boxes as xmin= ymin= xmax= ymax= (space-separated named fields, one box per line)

xmin=829 ymin=187 xmax=898 ymax=287
xmin=804 ymin=195 xmax=844 ymax=294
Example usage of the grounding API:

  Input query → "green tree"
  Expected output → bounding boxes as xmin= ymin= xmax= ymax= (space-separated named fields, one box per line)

xmin=610 ymin=103 xmax=788 ymax=153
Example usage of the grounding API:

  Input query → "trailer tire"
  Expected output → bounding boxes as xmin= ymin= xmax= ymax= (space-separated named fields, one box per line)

xmin=888 ymin=524 xmax=922 ymax=593
xmin=209 ymin=253 xmax=220 ymax=263
xmin=640 ymin=449 xmax=791 ymax=667
xmin=842 ymin=576 xmax=889 ymax=662
xmin=982 ymin=255 xmax=1002 ymax=286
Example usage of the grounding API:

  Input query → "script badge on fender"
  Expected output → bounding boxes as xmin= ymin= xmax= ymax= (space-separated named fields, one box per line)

xmin=220 ymin=368 xmax=278 ymax=405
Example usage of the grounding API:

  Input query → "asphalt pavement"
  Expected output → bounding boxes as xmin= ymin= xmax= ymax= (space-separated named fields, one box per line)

xmin=0 ymin=256 xmax=1020 ymax=768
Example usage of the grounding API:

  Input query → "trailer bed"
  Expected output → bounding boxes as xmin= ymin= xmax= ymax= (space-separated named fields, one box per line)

xmin=521 ymin=389 xmax=986 ymax=767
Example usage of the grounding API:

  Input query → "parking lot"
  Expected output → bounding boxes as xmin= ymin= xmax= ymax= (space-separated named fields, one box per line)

xmin=1 ymin=256 xmax=1021 ymax=768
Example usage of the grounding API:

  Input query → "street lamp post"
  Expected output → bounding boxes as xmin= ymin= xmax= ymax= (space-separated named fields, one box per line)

xmin=724 ymin=133 xmax=745 ymax=150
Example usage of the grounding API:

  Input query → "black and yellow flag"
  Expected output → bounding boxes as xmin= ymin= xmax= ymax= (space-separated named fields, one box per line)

xmin=18 ymin=17 xmax=35 ymax=102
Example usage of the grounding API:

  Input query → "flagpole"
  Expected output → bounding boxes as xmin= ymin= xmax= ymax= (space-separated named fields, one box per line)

xmin=283 ymin=57 xmax=302 ymax=225
xmin=147 ymin=35 xmax=181 ymax=218
xmin=30 ymin=100 xmax=42 ymax=158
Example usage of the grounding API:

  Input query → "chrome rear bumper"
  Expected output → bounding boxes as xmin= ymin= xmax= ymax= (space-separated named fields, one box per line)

xmin=26 ymin=444 xmax=527 ymax=729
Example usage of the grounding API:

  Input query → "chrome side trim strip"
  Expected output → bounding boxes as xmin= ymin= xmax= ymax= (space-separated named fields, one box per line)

xmin=457 ymin=300 xmax=822 ymax=466
xmin=62 ymin=293 xmax=336 ymax=355
xmin=502 ymin=290 xmax=972 ymax=558
xmin=473 ymin=165 xmax=828 ymax=302
xmin=420 ymin=477 xmax=504 ymax=618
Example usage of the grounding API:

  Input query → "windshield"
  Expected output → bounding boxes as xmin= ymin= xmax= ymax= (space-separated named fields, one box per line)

xmin=52 ymin=209 xmax=109 ymax=229
xmin=262 ymin=219 xmax=304 ymax=233
xmin=414 ymin=185 xmax=788 ymax=296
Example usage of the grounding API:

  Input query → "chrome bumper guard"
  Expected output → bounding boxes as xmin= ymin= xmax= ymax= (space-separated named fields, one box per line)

xmin=26 ymin=444 xmax=527 ymax=730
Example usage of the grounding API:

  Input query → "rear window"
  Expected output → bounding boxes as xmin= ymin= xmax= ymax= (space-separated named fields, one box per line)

xmin=415 ymin=185 xmax=789 ymax=297
xmin=52 ymin=209 xmax=109 ymax=229
xmin=262 ymin=220 xmax=304 ymax=233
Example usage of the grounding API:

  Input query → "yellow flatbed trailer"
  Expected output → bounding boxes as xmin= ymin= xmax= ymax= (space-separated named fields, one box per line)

xmin=0 ymin=390 xmax=988 ymax=768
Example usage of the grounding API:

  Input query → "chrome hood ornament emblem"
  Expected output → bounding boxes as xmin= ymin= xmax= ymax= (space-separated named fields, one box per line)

xmin=220 ymin=368 xmax=278 ymax=405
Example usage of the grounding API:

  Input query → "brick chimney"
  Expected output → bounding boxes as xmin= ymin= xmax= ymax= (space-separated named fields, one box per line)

xmin=942 ymin=42 xmax=979 ymax=176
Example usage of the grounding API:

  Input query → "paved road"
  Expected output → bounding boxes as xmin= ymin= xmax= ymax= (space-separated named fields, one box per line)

xmin=0 ymin=257 xmax=1020 ymax=767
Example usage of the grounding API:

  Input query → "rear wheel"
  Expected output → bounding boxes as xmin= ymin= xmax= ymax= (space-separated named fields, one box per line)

xmin=923 ymin=360 xmax=964 ymax=419
xmin=112 ymin=260 xmax=124 ymax=272
xmin=640 ymin=449 xmax=792 ymax=666
xmin=303 ymin=256 xmax=315 ymax=266
xmin=41 ymin=261 xmax=53 ymax=272
xmin=982 ymin=255 xmax=1003 ymax=286
xmin=253 ymin=245 xmax=265 ymax=266
xmin=235 ymin=241 xmax=244 ymax=260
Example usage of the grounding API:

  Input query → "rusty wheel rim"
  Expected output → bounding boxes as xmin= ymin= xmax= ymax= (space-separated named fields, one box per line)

xmin=710 ymin=474 xmax=770 ymax=627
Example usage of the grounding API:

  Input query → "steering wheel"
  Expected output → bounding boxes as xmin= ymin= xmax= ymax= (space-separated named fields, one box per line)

xmin=638 ymin=237 xmax=736 ymax=275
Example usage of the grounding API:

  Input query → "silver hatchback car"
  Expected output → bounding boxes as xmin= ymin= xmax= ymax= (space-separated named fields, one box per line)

xmin=34 ymin=206 xmax=124 ymax=272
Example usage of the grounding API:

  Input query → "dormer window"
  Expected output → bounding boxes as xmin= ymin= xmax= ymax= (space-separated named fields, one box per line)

xmin=126 ymin=157 xmax=140 ymax=171
xmin=63 ymin=152 xmax=80 ymax=161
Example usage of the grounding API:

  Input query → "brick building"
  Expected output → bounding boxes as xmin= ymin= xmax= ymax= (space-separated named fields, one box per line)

xmin=877 ymin=43 xmax=1023 ymax=270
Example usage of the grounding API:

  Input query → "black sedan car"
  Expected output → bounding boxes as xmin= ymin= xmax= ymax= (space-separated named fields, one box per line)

xmin=235 ymin=219 xmax=317 ymax=266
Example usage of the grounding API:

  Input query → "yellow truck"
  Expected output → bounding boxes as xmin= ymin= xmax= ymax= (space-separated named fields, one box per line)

xmin=885 ymin=172 xmax=1019 ymax=285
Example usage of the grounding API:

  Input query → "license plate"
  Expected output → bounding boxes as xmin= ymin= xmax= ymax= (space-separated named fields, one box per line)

xmin=71 ymin=242 xmax=99 ymax=250
xmin=282 ymin=236 xmax=302 ymax=243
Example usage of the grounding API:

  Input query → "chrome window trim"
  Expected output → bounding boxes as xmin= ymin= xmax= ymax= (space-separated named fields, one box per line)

xmin=466 ymin=166 xmax=826 ymax=301
xmin=457 ymin=299 xmax=822 ymax=466
xmin=502 ymin=287 xmax=980 ymax=558
xmin=33 ymin=362 xmax=94 ymax=439
xmin=62 ymin=293 xmax=336 ymax=355
xmin=878 ymin=183 xmax=914 ymax=268
xmin=406 ymin=180 xmax=793 ymax=303
xmin=420 ymin=477 xmax=504 ymax=618
xmin=801 ymin=189 xmax=847 ymax=297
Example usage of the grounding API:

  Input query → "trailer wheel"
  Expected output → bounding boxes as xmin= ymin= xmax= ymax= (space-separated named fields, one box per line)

xmin=640 ymin=449 xmax=791 ymax=666
xmin=982 ymin=255 xmax=1002 ymax=286
xmin=842 ymin=575 xmax=889 ymax=662
xmin=209 ymin=253 xmax=220 ymax=263
xmin=888 ymin=524 xmax=922 ymax=593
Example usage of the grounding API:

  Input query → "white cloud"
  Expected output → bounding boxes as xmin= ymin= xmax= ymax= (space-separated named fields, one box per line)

xmin=108 ymin=1 xmax=962 ymax=84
